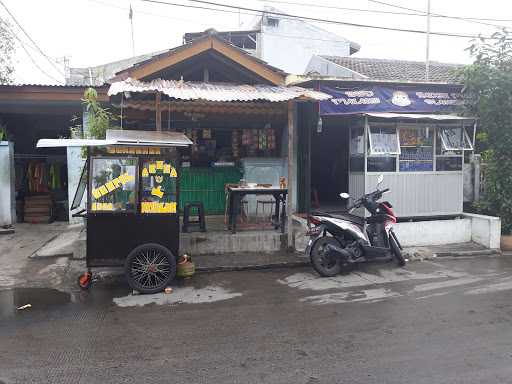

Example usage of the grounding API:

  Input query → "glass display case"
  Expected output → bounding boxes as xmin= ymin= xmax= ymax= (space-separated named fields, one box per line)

xmin=347 ymin=116 xmax=476 ymax=218
xmin=351 ymin=120 xmax=474 ymax=174
xmin=399 ymin=125 xmax=434 ymax=172
xmin=90 ymin=157 xmax=137 ymax=212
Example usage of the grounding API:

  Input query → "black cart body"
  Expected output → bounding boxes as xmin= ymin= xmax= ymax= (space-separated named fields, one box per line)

xmin=38 ymin=129 xmax=192 ymax=292
xmin=84 ymin=148 xmax=180 ymax=267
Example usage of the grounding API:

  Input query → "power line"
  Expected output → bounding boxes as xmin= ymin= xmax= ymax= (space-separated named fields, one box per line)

xmin=141 ymin=0 xmax=506 ymax=40
xmin=87 ymin=0 xmax=236 ymax=28
xmin=141 ymin=0 xmax=261 ymax=17
xmin=92 ymin=0 xmax=378 ymax=48
xmin=367 ymin=0 xmax=509 ymax=29
xmin=0 ymin=18 xmax=63 ymax=83
xmin=0 ymin=0 xmax=65 ymax=77
xmin=256 ymin=0 xmax=512 ymax=28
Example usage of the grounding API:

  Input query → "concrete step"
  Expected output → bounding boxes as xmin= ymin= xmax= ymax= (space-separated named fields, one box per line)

xmin=193 ymin=251 xmax=309 ymax=272
xmin=180 ymin=230 xmax=286 ymax=255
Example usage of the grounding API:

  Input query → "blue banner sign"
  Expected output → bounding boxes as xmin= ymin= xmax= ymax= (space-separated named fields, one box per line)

xmin=320 ymin=84 xmax=464 ymax=115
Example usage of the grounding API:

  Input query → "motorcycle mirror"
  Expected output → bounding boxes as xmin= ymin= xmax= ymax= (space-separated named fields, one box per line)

xmin=377 ymin=174 xmax=384 ymax=187
xmin=339 ymin=192 xmax=350 ymax=199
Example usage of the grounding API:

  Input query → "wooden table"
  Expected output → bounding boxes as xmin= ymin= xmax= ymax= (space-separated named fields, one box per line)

xmin=227 ymin=186 xmax=288 ymax=234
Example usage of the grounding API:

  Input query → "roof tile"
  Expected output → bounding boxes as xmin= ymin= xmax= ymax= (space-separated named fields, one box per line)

xmin=321 ymin=56 xmax=463 ymax=83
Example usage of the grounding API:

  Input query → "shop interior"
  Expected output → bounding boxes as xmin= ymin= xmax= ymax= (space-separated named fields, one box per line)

xmin=0 ymin=113 xmax=72 ymax=223
xmin=119 ymin=102 xmax=288 ymax=218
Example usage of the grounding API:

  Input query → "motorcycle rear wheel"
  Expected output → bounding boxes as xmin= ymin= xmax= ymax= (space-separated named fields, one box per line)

xmin=389 ymin=234 xmax=406 ymax=267
xmin=310 ymin=237 xmax=347 ymax=277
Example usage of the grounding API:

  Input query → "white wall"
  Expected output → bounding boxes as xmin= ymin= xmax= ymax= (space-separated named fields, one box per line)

xmin=67 ymin=147 xmax=86 ymax=224
xmin=394 ymin=214 xmax=501 ymax=249
xmin=306 ymin=55 xmax=365 ymax=78
xmin=0 ymin=142 xmax=15 ymax=226
xmin=259 ymin=17 xmax=352 ymax=75
xmin=394 ymin=219 xmax=472 ymax=247
xmin=464 ymin=213 xmax=501 ymax=249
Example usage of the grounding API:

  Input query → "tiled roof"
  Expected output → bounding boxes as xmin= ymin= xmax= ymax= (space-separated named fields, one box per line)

xmin=321 ymin=56 xmax=463 ymax=83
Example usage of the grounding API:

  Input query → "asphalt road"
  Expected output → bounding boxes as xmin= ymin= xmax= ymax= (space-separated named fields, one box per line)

xmin=1 ymin=256 xmax=512 ymax=384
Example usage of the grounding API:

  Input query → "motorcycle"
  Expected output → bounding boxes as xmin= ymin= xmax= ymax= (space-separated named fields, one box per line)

xmin=306 ymin=175 xmax=406 ymax=277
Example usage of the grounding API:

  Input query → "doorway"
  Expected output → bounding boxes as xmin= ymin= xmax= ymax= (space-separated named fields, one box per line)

xmin=310 ymin=117 xmax=352 ymax=210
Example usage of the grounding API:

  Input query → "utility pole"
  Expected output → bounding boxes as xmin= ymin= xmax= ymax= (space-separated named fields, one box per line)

xmin=425 ymin=0 xmax=431 ymax=81
xmin=129 ymin=4 xmax=135 ymax=57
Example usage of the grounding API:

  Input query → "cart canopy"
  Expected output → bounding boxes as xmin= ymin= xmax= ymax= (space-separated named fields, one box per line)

xmin=37 ymin=129 xmax=192 ymax=148
xmin=106 ymin=129 xmax=193 ymax=147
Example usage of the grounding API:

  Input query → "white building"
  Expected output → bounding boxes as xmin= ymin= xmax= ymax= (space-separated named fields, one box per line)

xmin=66 ymin=7 xmax=359 ymax=85
xmin=184 ymin=7 xmax=359 ymax=75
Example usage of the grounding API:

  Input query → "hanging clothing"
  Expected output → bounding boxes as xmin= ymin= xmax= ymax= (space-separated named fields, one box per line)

xmin=48 ymin=163 xmax=61 ymax=190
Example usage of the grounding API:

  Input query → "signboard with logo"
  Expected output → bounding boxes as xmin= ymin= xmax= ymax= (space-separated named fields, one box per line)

xmin=319 ymin=84 xmax=464 ymax=115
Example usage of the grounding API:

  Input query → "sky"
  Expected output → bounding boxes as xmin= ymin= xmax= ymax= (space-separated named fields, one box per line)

xmin=1 ymin=0 xmax=511 ymax=84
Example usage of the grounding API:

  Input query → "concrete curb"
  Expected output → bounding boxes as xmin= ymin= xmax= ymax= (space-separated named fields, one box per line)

xmin=195 ymin=260 xmax=310 ymax=273
xmin=0 ymin=228 xmax=14 ymax=235
xmin=29 ymin=252 xmax=74 ymax=259
xmin=433 ymin=249 xmax=502 ymax=257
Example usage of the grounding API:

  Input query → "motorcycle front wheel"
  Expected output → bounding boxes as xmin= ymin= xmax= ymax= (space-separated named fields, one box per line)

xmin=310 ymin=237 xmax=346 ymax=277
xmin=389 ymin=233 xmax=406 ymax=267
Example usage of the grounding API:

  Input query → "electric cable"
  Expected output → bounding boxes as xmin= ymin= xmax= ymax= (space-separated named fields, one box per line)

xmin=141 ymin=0 xmax=509 ymax=40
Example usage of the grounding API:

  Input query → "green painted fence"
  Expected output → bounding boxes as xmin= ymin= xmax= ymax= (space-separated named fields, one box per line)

xmin=179 ymin=167 xmax=242 ymax=215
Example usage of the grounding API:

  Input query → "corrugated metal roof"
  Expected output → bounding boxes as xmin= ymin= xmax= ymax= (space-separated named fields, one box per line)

xmin=37 ymin=129 xmax=192 ymax=148
xmin=0 ymin=83 xmax=107 ymax=88
xmin=37 ymin=139 xmax=117 ymax=148
xmin=108 ymin=78 xmax=330 ymax=102
xmin=106 ymin=129 xmax=193 ymax=146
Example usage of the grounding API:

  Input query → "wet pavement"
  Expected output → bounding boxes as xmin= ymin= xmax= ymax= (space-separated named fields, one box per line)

xmin=1 ymin=256 xmax=512 ymax=383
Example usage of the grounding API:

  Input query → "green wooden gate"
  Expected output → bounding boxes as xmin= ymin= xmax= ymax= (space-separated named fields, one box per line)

xmin=179 ymin=167 xmax=242 ymax=215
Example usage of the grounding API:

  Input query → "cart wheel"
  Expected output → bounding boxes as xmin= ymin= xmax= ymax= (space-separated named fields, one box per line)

xmin=78 ymin=272 xmax=92 ymax=290
xmin=125 ymin=243 xmax=177 ymax=294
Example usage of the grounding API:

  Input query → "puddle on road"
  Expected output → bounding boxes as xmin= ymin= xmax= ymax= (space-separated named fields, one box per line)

xmin=301 ymin=288 xmax=401 ymax=305
xmin=113 ymin=285 xmax=242 ymax=307
xmin=0 ymin=288 xmax=70 ymax=319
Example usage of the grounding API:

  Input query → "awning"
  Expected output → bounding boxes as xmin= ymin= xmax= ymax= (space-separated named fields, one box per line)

xmin=37 ymin=129 xmax=193 ymax=148
xmin=108 ymin=78 xmax=331 ymax=102
xmin=364 ymin=112 xmax=475 ymax=121
xmin=106 ymin=129 xmax=193 ymax=147
xmin=37 ymin=139 xmax=117 ymax=148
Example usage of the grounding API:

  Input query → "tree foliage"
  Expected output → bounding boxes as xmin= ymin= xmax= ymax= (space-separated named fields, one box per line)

xmin=462 ymin=29 xmax=512 ymax=233
xmin=0 ymin=17 xmax=15 ymax=84
xmin=70 ymin=87 xmax=117 ymax=140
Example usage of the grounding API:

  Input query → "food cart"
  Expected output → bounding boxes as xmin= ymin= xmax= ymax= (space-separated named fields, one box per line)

xmin=37 ymin=129 xmax=193 ymax=293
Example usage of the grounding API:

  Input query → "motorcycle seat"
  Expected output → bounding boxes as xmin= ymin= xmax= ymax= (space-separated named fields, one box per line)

xmin=331 ymin=212 xmax=365 ymax=226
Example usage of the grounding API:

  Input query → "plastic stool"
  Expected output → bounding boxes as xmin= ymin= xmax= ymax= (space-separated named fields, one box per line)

xmin=182 ymin=201 xmax=206 ymax=233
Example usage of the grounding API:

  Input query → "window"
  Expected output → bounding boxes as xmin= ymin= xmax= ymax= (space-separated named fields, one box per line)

xmin=350 ymin=126 xmax=364 ymax=172
xmin=436 ymin=156 xmax=463 ymax=171
xmin=367 ymin=124 xmax=399 ymax=172
xmin=140 ymin=159 xmax=177 ymax=214
xmin=367 ymin=156 xmax=396 ymax=172
xmin=265 ymin=16 xmax=280 ymax=27
xmin=368 ymin=125 xmax=400 ymax=155
xmin=71 ymin=161 xmax=87 ymax=210
xmin=90 ymin=157 xmax=137 ymax=212
xmin=435 ymin=124 xmax=471 ymax=171
xmin=399 ymin=125 xmax=434 ymax=172
xmin=438 ymin=125 xmax=473 ymax=151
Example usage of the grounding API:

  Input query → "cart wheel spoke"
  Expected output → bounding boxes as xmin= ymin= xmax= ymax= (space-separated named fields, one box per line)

xmin=126 ymin=244 xmax=176 ymax=293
